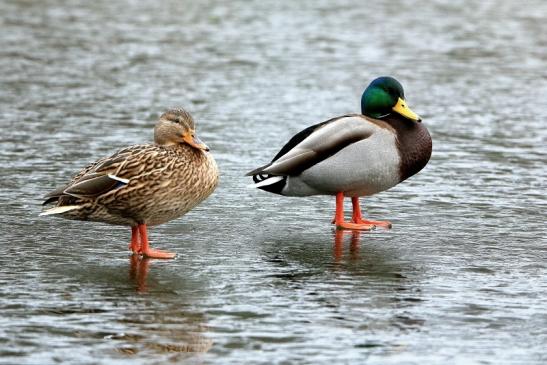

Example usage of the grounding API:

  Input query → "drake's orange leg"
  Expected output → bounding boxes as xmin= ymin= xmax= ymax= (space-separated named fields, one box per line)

xmin=129 ymin=226 xmax=140 ymax=254
xmin=351 ymin=197 xmax=392 ymax=229
xmin=334 ymin=192 xmax=375 ymax=231
xmin=137 ymin=224 xmax=176 ymax=259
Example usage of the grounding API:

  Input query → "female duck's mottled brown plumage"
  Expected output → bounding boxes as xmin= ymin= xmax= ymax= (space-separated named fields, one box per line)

xmin=41 ymin=108 xmax=219 ymax=258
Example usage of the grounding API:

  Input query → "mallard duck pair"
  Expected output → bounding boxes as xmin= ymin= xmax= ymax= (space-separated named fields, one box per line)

xmin=42 ymin=76 xmax=431 ymax=259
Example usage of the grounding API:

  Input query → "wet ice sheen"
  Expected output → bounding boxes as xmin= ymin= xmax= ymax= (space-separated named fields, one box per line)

xmin=0 ymin=0 xmax=546 ymax=364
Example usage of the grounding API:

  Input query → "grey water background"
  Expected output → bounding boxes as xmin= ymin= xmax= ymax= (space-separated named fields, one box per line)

xmin=1 ymin=0 xmax=546 ymax=363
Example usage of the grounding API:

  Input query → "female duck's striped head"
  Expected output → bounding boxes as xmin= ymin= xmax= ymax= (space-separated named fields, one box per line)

xmin=154 ymin=108 xmax=210 ymax=151
xmin=361 ymin=76 xmax=421 ymax=122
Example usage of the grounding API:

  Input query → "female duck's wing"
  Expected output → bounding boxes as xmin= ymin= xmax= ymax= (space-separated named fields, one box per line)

xmin=248 ymin=114 xmax=376 ymax=177
xmin=43 ymin=145 xmax=152 ymax=204
xmin=42 ymin=156 xmax=110 ymax=205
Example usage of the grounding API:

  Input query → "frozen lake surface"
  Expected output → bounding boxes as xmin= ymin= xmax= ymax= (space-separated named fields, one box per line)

xmin=0 ymin=0 xmax=546 ymax=363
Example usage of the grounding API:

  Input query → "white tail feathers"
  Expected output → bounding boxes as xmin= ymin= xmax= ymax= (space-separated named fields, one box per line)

xmin=248 ymin=176 xmax=284 ymax=189
xmin=39 ymin=205 xmax=81 ymax=216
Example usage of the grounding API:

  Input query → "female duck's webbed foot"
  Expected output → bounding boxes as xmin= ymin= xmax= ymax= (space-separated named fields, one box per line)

xmin=351 ymin=197 xmax=392 ymax=229
xmin=351 ymin=217 xmax=392 ymax=229
xmin=333 ymin=193 xmax=375 ymax=231
xmin=137 ymin=224 xmax=176 ymax=259
xmin=142 ymin=248 xmax=176 ymax=259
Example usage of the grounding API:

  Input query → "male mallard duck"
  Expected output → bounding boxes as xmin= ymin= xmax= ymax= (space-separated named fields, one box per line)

xmin=247 ymin=76 xmax=431 ymax=230
xmin=41 ymin=108 xmax=219 ymax=258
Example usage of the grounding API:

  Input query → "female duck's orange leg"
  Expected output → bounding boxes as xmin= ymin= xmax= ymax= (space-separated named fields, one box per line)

xmin=137 ymin=224 xmax=176 ymax=259
xmin=129 ymin=226 xmax=140 ymax=254
xmin=351 ymin=197 xmax=392 ymax=229
xmin=334 ymin=192 xmax=375 ymax=231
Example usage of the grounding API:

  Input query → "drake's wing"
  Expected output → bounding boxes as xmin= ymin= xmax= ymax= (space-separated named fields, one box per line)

xmin=257 ymin=115 xmax=376 ymax=176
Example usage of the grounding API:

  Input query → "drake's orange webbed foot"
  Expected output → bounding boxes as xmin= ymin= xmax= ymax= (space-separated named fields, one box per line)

xmin=333 ymin=193 xmax=375 ymax=231
xmin=336 ymin=221 xmax=375 ymax=231
xmin=350 ymin=197 xmax=392 ymax=229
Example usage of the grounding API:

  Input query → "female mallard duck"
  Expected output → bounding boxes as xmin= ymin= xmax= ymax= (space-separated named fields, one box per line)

xmin=41 ymin=108 xmax=219 ymax=258
xmin=247 ymin=76 xmax=431 ymax=230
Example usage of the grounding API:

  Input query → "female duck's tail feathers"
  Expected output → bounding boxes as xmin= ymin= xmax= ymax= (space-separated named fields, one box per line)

xmin=39 ymin=205 xmax=81 ymax=216
xmin=42 ymin=185 xmax=68 ymax=205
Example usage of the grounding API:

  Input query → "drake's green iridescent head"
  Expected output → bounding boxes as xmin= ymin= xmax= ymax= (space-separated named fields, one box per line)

xmin=361 ymin=76 xmax=421 ymax=122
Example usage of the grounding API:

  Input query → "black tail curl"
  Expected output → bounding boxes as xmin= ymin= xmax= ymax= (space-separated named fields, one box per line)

xmin=252 ymin=173 xmax=272 ymax=184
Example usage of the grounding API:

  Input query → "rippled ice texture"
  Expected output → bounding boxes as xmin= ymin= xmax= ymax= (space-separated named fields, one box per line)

xmin=0 ymin=0 xmax=546 ymax=364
